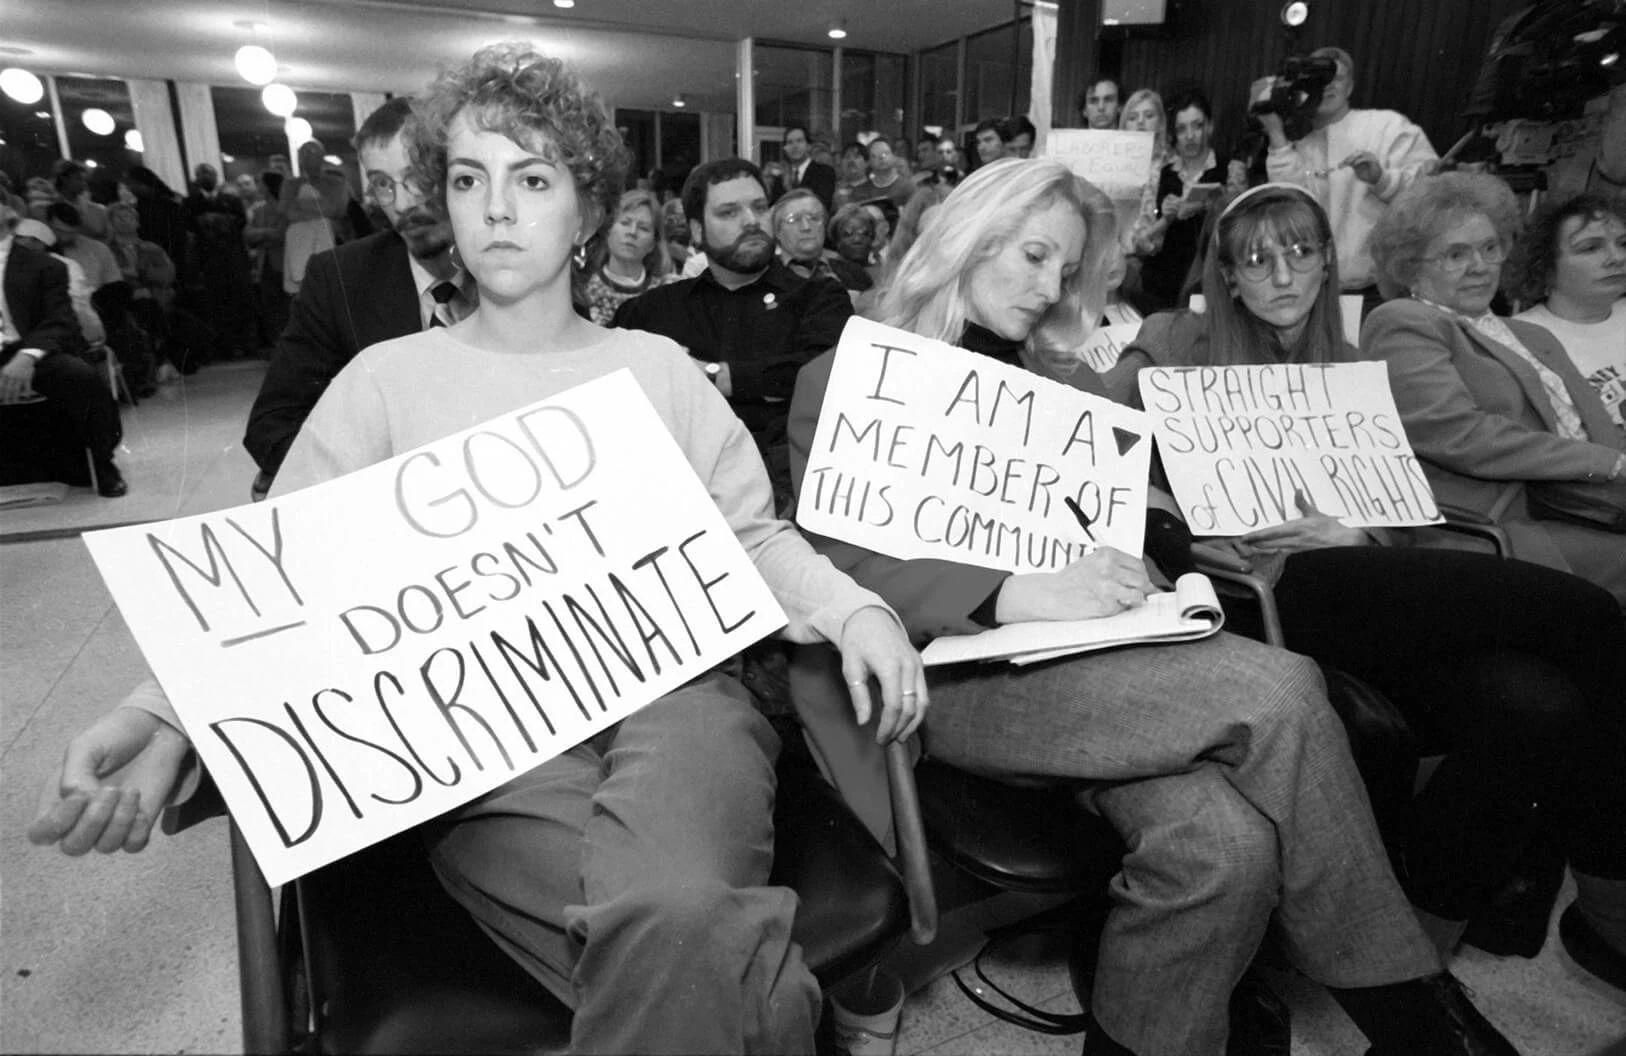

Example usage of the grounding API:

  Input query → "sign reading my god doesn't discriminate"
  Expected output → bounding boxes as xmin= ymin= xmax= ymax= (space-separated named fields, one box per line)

xmin=798 ymin=317 xmax=1153 ymax=572
xmin=81 ymin=370 xmax=786 ymax=887
xmin=1138 ymin=361 xmax=1444 ymax=535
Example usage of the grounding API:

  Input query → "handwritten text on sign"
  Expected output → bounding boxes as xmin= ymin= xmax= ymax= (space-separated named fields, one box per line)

xmin=799 ymin=317 xmax=1152 ymax=571
xmin=1043 ymin=129 xmax=1156 ymax=201
xmin=83 ymin=371 xmax=786 ymax=887
xmin=1138 ymin=362 xmax=1443 ymax=534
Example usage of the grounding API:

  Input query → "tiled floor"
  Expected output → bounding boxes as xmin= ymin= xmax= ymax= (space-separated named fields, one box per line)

xmin=2 ymin=362 xmax=1623 ymax=1054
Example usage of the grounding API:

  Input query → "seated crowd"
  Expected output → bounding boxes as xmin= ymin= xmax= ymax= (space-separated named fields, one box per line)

xmin=22 ymin=37 xmax=1626 ymax=1056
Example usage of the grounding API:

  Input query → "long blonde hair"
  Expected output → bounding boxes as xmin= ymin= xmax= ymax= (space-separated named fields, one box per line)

xmin=870 ymin=158 xmax=1116 ymax=372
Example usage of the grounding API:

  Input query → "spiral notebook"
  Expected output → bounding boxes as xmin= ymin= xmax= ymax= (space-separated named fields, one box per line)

xmin=920 ymin=572 xmax=1225 ymax=667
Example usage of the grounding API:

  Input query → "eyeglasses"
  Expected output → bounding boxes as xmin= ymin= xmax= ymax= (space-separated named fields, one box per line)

xmin=366 ymin=174 xmax=421 ymax=205
xmin=779 ymin=212 xmax=824 ymax=228
xmin=1233 ymin=242 xmax=1325 ymax=281
xmin=1421 ymin=239 xmax=1506 ymax=275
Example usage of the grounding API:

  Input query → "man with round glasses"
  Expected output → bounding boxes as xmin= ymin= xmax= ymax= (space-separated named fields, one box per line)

xmin=244 ymin=97 xmax=469 ymax=497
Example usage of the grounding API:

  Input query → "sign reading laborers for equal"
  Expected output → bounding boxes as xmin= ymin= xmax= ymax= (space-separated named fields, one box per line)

xmin=82 ymin=370 xmax=785 ymax=887
xmin=1138 ymin=362 xmax=1443 ymax=535
xmin=1042 ymin=129 xmax=1156 ymax=201
xmin=799 ymin=317 xmax=1152 ymax=571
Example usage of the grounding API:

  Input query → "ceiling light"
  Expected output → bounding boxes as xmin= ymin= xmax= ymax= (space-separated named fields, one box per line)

xmin=222 ymin=153 xmax=235 ymax=163
xmin=124 ymin=129 xmax=144 ymax=152
xmin=285 ymin=116 xmax=313 ymax=144
xmin=262 ymin=83 xmax=298 ymax=117
xmin=0 ymin=67 xmax=44 ymax=105
xmin=828 ymin=21 xmax=848 ymax=40
xmin=672 ymin=95 xmax=686 ymax=108
xmin=85 ymin=159 xmax=98 ymax=169
xmin=235 ymin=44 xmax=278 ymax=86
xmin=81 ymin=108 xmax=115 ymax=135
xmin=553 ymin=0 xmax=575 ymax=7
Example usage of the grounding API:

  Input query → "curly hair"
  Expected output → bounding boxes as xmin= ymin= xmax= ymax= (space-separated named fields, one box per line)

xmin=408 ymin=43 xmax=628 ymax=225
xmin=1369 ymin=172 xmax=1522 ymax=299
xmin=1503 ymin=191 xmax=1626 ymax=304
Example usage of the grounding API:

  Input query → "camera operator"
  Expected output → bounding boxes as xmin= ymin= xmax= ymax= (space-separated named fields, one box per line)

xmin=1252 ymin=46 xmax=1438 ymax=308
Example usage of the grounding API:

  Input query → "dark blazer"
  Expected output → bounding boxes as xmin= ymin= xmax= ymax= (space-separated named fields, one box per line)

xmin=1361 ymin=297 xmax=1626 ymax=575
xmin=2 ymin=241 xmax=81 ymax=360
xmin=768 ymin=161 xmax=838 ymax=213
xmin=244 ymin=229 xmax=419 ymax=475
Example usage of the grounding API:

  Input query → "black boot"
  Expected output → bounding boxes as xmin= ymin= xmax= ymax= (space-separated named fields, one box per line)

xmin=1331 ymin=972 xmax=1520 ymax=1056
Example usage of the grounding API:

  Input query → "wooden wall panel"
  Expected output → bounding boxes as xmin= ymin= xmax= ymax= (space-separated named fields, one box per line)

xmin=1083 ymin=0 xmax=1531 ymax=157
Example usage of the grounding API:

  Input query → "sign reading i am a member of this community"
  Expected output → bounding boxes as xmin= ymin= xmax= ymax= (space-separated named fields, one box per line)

xmin=82 ymin=370 xmax=786 ymax=887
xmin=798 ymin=317 xmax=1153 ymax=571
xmin=1138 ymin=362 xmax=1444 ymax=535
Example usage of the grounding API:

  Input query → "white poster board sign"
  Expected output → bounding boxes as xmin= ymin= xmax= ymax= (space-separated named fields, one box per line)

xmin=1138 ymin=362 xmax=1443 ymax=535
xmin=798 ymin=317 xmax=1153 ymax=570
xmin=83 ymin=371 xmax=786 ymax=886
xmin=1077 ymin=323 xmax=1142 ymax=373
xmin=1042 ymin=129 xmax=1156 ymax=201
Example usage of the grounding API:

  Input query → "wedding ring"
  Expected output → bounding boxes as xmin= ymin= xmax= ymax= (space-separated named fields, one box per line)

xmin=901 ymin=691 xmax=918 ymax=698
xmin=847 ymin=679 xmax=865 ymax=686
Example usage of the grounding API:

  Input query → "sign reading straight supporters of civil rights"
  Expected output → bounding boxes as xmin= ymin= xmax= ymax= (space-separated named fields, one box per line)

xmin=82 ymin=371 xmax=787 ymax=887
xmin=1041 ymin=129 xmax=1157 ymax=202
xmin=1138 ymin=362 xmax=1445 ymax=535
xmin=798 ymin=317 xmax=1153 ymax=571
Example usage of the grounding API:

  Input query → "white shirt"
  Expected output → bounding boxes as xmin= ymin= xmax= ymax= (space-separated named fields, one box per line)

xmin=0 ymin=234 xmax=16 ymax=345
xmin=1517 ymin=300 xmax=1626 ymax=435
xmin=407 ymin=253 xmax=473 ymax=330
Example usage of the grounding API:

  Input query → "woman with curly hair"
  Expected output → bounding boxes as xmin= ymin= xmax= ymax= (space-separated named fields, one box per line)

xmin=573 ymin=187 xmax=673 ymax=324
xmin=1508 ymin=192 xmax=1626 ymax=437
xmin=27 ymin=43 xmax=923 ymax=1054
xmin=1363 ymin=173 xmax=1626 ymax=605
xmin=789 ymin=158 xmax=1519 ymax=1056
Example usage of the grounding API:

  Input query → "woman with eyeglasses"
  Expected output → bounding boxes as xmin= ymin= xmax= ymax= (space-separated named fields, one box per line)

xmin=792 ymin=161 xmax=1525 ymax=1056
xmin=1109 ymin=182 xmax=1626 ymax=991
xmin=1363 ymin=173 xmax=1626 ymax=606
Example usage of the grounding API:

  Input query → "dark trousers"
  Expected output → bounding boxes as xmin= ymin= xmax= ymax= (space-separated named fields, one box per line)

xmin=1256 ymin=546 xmax=1626 ymax=918
xmin=1 ymin=347 xmax=122 ymax=466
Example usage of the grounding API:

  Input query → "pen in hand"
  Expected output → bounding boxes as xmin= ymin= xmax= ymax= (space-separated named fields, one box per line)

xmin=1063 ymin=496 xmax=1099 ymax=554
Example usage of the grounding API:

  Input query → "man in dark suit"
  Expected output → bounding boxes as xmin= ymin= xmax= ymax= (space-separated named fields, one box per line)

xmin=244 ymin=97 xmax=468 ymax=496
xmin=764 ymin=125 xmax=837 ymax=213
xmin=0 ymin=211 xmax=125 ymax=495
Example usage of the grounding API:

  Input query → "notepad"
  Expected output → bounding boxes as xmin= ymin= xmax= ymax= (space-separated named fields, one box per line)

xmin=920 ymin=572 xmax=1225 ymax=667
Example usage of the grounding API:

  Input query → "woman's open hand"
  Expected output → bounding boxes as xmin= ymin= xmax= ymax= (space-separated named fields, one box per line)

xmin=1239 ymin=492 xmax=1369 ymax=554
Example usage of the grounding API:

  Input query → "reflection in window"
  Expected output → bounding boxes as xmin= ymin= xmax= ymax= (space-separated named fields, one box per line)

xmin=57 ymin=76 xmax=137 ymax=189
xmin=920 ymin=44 xmax=959 ymax=136
xmin=754 ymin=44 xmax=835 ymax=141
xmin=838 ymin=51 xmax=907 ymax=148
xmin=963 ymin=20 xmax=1032 ymax=125
xmin=0 ymin=70 xmax=61 ymax=198
xmin=212 ymin=85 xmax=360 ymax=193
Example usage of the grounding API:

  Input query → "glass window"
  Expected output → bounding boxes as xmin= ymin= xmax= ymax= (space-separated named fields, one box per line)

xmin=659 ymin=110 xmax=701 ymax=197
xmin=213 ymin=85 xmax=360 ymax=193
xmin=919 ymin=43 xmax=959 ymax=135
xmin=838 ymin=50 xmax=909 ymax=147
xmin=963 ymin=20 xmax=1032 ymax=124
xmin=56 ymin=76 xmax=136 ymax=188
xmin=754 ymin=44 xmax=835 ymax=141
xmin=616 ymin=109 xmax=656 ymax=183
xmin=0 ymin=69 xmax=61 ymax=199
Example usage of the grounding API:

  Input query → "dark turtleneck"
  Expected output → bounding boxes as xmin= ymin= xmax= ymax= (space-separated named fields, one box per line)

xmin=960 ymin=322 xmax=1024 ymax=368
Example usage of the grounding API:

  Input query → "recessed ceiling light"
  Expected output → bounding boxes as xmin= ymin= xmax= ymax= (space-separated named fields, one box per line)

xmin=672 ymin=94 xmax=687 ymax=108
xmin=828 ymin=21 xmax=847 ymax=40
xmin=1 ymin=68 xmax=45 ymax=105
xmin=554 ymin=0 xmax=575 ymax=7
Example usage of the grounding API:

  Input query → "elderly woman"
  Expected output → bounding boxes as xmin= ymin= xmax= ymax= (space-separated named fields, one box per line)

xmin=1363 ymin=173 xmax=1626 ymax=605
xmin=1111 ymin=182 xmax=1626 ymax=989
xmin=573 ymin=187 xmax=672 ymax=324
xmin=28 ymin=43 xmax=922 ymax=1054
xmin=1508 ymin=192 xmax=1626 ymax=436
xmin=790 ymin=158 xmax=1517 ymax=1056
xmin=770 ymin=187 xmax=870 ymax=295
xmin=827 ymin=201 xmax=877 ymax=271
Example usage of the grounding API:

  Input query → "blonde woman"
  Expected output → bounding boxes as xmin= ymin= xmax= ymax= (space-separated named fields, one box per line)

xmin=574 ymin=188 xmax=673 ymax=324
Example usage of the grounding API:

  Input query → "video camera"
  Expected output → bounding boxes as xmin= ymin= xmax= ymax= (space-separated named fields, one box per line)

xmin=1467 ymin=0 xmax=1626 ymax=121
xmin=1249 ymin=54 xmax=1340 ymax=142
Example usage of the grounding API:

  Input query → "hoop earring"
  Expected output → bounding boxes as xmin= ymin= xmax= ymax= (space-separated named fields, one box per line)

xmin=449 ymin=244 xmax=463 ymax=270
